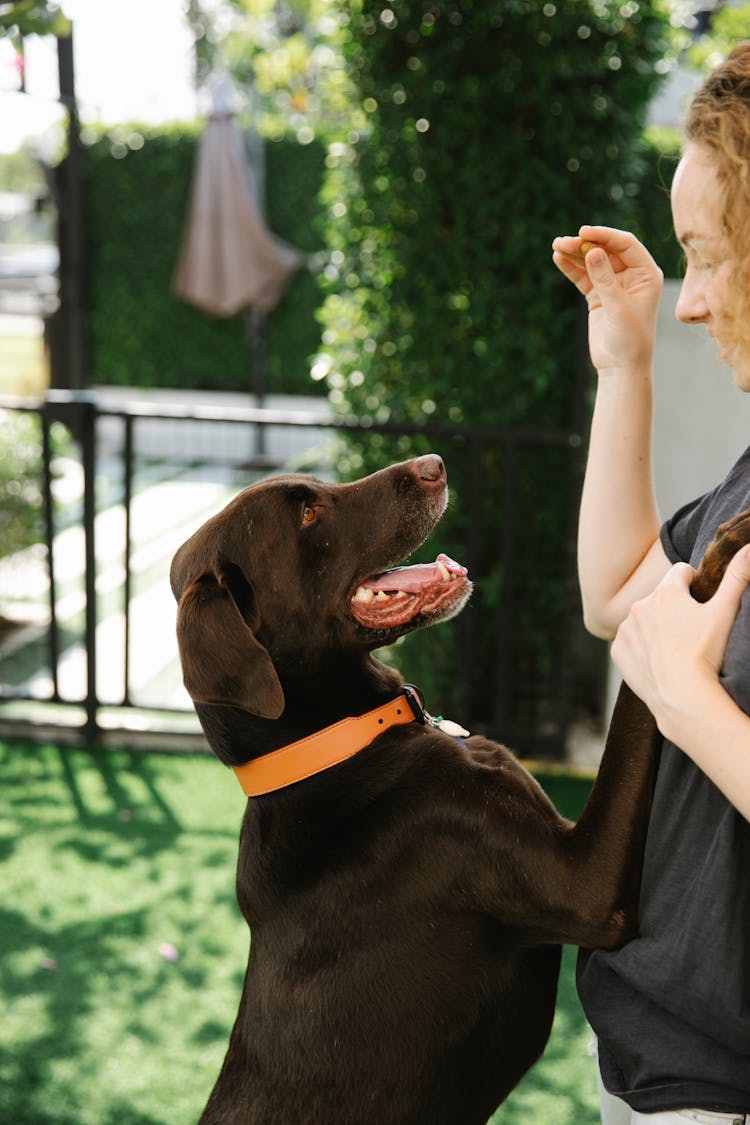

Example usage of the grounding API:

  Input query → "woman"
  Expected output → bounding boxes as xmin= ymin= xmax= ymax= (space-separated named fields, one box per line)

xmin=552 ymin=45 xmax=750 ymax=1124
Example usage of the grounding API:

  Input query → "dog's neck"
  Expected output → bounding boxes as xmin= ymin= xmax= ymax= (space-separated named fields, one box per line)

xmin=196 ymin=655 xmax=405 ymax=768
xmin=233 ymin=688 xmax=426 ymax=795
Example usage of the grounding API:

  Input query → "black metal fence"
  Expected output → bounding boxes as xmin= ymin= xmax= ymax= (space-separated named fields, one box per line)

xmin=0 ymin=390 xmax=591 ymax=756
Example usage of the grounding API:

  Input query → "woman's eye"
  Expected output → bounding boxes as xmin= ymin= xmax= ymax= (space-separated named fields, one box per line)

xmin=302 ymin=505 xmax=317 ymax=526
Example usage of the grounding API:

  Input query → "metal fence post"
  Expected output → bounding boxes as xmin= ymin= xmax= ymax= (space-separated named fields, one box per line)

xmin=44 ymin=390 xmax=99 ymax=741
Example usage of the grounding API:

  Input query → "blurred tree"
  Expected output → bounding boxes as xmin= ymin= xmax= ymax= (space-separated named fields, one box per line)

xmin=687 ymin=1 xmax=750 ymax=70
xmin=185 ymin=0 xmax=358 ymax=141
xmin=307 ymin=0 xmax=686 ymax=741
xmin=0 ymin=1 xmax=70 ymax=38
xmin=318 ymin=0 xmax=680 ymax=430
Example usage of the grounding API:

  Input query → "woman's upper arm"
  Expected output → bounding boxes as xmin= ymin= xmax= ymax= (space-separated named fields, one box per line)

xmin=584 ymin=536 xmax=673 ymax=639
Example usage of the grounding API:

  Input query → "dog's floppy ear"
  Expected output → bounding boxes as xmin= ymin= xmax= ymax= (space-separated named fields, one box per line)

xmin=175 ymin=568 xmax=284 ymax=719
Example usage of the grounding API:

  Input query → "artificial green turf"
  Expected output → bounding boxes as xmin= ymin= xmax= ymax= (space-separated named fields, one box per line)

xmin=0 ymin=741 xmax=600 ymax=1124
xmin=0 ymin=741 xmax=246 ymax=1125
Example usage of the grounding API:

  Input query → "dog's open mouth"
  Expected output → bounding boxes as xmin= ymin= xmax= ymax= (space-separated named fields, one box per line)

xmin=350 ymin=553 xmax=472 ymax=630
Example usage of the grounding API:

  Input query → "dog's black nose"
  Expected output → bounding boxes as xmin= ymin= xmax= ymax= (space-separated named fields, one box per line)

xmin=414 ymin=454 xmax=446 ymax=483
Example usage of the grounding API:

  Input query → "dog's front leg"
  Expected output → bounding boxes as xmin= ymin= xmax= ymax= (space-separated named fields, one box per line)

xmin=467 ymin=681 xmax=659 ymax=950
xmin=566 ymin=507 xmax=750 ymax=942
xmin=517 ymin=507 xmax=750 ymax=948
xmin=549 ymin=680 xmax=660 ymax=947
xmin=479 ymin=510 xmax=750 ymax=949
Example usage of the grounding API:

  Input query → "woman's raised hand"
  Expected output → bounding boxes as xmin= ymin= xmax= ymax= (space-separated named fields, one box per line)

xmin=552 ymin=226 xmax=664 ymax=377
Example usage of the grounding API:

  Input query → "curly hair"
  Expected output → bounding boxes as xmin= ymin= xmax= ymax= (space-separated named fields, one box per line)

xmin=685 ymin=44 xmax=750 ymax=354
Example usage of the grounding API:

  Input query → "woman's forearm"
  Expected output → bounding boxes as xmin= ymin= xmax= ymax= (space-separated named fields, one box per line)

xmin=552 ymin=226 xmax=669 ymax=637
xmin=577 ymin=367 xmax=667 ymax=638
xmin=657 ymin=677 xmax=750 ymax=822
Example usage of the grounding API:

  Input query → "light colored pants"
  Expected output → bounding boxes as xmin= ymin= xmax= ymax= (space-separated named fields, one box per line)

xmin=598 ymin=1063 xmax=750 ymax=1125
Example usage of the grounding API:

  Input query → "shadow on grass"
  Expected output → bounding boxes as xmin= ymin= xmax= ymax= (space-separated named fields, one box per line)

xmin=0 ymin=740 xmax=244 ymax=1125
xmin=0 ymin=745 xmax=600 ymax=1124
xmin=0 ymin=904 xmax=152 ymax=1122
xmin=1 ymin=741 xmax=182 ymax=830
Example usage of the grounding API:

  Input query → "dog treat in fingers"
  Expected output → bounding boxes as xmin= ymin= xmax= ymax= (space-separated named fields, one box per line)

xmin=580 ymin=240 xmax=599 ymax=256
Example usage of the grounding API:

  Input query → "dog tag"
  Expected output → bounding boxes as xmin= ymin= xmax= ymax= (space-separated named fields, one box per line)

xmin=402 ymin=685 xmax=470 ymax=739
xmin=432 ymin=716 xmax=470 ymax=739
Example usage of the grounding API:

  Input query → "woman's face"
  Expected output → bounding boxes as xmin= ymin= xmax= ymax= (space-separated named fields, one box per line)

xmin=671 ymin=142 xmax=749 ymax=388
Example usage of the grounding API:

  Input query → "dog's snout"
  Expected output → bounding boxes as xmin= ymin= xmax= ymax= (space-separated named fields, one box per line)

xmin=414 ymin=455 xmax=446 ymax=485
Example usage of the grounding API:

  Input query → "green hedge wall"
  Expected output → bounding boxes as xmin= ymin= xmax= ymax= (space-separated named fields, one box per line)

xmin=315 ymin=0 xmax=676 ymax=740
xmin=637 ymin=127 xmax=682 ymax=280
xmin=82 ymin=126 xmax=326 ymax=395
xmin=319 ymin=0 xmax=675 ymax=427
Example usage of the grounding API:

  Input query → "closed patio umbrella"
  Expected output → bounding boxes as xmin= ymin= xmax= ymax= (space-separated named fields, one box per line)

xmin=173 ymin=112 xmax=301 ymax=317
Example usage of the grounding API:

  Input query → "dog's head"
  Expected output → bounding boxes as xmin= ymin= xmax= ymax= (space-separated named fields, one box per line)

xmin=170 ymin=455 xmax=472 ymax=721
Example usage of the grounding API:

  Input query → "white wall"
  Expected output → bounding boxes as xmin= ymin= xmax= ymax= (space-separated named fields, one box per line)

xmin=652 ymin=280 xmax=750 ymax=517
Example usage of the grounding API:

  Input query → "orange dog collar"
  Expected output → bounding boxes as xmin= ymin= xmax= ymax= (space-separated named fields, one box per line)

xmin=233 ymin=690 xmax=423 ymax=797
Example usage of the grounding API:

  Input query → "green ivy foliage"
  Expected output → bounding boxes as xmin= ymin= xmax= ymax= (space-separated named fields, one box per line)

xmin=319 ymin=0 xmax=676 ymax=426
xmin=638 ymin=126 xmax=682 ymax=279
xmin=81 ymin=125 xmax=326 ymax=394
xmin=315 ymin=0 xmax=678 ymax=741
xmin=0 ymin=1 xmax=70 ymax=38
xmin=0 ymin=412 xmax=69 ymax=560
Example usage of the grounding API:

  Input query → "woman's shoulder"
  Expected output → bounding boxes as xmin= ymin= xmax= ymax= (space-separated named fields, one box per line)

xmin=663 ymin=442 xmax=750 ymax=565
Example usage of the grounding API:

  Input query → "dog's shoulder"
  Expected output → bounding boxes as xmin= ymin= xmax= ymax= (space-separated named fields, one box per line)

xmin=452 ymin=734 xmax=562 ymax=819
xmin=357 ymin=726 xmax=562 ymax=828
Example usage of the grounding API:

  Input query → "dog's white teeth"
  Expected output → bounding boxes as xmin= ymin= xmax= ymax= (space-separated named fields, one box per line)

xmin=437 ymin=561 xmax=450 ymax=582
xmin=353 ymin=585 xmax=413 ymax=607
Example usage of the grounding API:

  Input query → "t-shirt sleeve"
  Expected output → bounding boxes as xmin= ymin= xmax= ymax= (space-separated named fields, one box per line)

xmin=660 ymin=490 xmax=716 ymax=565
xmin=660 ymin=446 xmax=750 ymax=566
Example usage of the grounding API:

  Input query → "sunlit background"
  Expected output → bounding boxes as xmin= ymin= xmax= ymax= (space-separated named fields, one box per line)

xmin=0 ymin=0 xmax=196 ymax=153
xmin=2 ymin=4 xmax=750 ymax=1124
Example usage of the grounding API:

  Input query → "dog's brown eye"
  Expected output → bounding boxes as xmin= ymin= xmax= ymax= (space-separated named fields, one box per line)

xmin=301 ymin=505 xmax=317 ymax=526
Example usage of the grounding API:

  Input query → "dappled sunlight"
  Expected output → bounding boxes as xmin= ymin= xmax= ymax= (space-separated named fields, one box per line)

xmin=0 ymin=745 xmax=600 ymax=1123
xmin=0 ymin=742 xmax=247 ymax=1125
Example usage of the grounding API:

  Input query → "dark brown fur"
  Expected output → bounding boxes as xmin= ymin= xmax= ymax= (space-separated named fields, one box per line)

xmin=170 ymin=456 xmax=748 ymax=1125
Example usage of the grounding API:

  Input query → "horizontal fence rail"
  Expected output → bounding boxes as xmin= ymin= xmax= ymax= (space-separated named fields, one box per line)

xmin=0 ymin=390 xmax=587 ymax=757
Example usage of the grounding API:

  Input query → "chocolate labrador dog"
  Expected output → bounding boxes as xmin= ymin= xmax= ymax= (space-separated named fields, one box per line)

xmin=170 ymin=454 xmax=745 ymax=1125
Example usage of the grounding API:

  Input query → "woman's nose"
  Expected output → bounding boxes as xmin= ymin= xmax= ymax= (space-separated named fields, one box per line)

xmin=675 ymin=267 xmax=709 ymax=324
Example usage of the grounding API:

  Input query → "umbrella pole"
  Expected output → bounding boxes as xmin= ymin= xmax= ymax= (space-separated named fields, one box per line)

xmin=245 ymin=108 xmax=269 ymax=464
xmin=246 ymin=307 xmax=268 ymax=460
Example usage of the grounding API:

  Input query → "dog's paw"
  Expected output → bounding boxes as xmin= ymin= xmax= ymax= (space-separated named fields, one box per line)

xmin=691 ymin=508 xmax=750 ymax=603
xmin=599 ymin=907 xmax=639 ymax=950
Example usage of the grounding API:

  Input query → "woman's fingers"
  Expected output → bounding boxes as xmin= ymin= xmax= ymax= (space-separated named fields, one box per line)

xmin=551 ymin=248 xmax=593 ymax=297
xmin=552 ymin=226 xmax=661 ymax=286
xmin=704 ymin=543 xmax=750 ymax=645
xmin=577 ymin=225 xmax=658 ymax=272
xmin=552 ymin=225 xmax=663 ymax=373
xmin=552 ymin=231 xmax=627 ymax=274
xmin=612 ymin=546 xmax=750 ymax=707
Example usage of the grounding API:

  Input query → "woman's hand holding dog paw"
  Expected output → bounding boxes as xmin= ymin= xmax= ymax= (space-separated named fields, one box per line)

xmin=612 ymin=545 xmax=750 ymax=821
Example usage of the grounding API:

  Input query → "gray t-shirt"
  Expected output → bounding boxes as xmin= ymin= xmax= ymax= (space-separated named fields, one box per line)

xmin=577 ymin=446 xmax=750 ymax=1113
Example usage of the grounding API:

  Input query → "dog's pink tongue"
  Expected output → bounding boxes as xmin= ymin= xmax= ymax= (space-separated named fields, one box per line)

xmin=363 ymin=554 xmax=466 ymax=592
